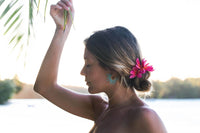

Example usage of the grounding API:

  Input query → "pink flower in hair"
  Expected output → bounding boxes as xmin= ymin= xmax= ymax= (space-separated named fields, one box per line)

xmin=130 ymin=58 xmax=154 ymax=78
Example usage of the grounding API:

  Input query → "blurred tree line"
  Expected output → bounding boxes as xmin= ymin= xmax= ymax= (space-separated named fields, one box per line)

xmin=0 ymin=76 xmax=22 ymax=104
xmin=1 ymin=77 xmax=199 ymax=104
xmin=151 ymin=77 xmax=200 ymax=98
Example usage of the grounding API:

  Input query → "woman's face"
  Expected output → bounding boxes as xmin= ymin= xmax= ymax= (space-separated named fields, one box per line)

xmin=80 ymin=48 xmax=109 ymax=94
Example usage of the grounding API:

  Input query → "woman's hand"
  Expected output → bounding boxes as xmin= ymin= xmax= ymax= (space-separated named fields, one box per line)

xmin=50 ymin=0 xmax=74 ymax=31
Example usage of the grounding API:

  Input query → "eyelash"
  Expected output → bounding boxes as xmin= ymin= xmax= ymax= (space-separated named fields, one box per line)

xmin=86 ymin=64 xmax=91 ymax=68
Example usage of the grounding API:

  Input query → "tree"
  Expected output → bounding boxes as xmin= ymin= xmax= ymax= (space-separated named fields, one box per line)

xmin=0 ymin=79 xmax=22 ymax=104
xmin=152 ymin=78 xmax=200 ymax=99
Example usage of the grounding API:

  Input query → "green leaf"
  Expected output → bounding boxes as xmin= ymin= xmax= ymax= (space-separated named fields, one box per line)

xmin=63 ymin=9 xmax=74 ymax=31
xmin=17 ymin=34 xmax=23 ymax=42
xmin=37 ymin=0 xmax=40 ymax=14
xmin=9 ymin=34 xmax=17 ymax=44
xmin=11 ymin=34 xmax=24 ymax=49
xmin=0 ymin=0 xmax=19 ymax=19
xmin=13 ymin=19 xmax=23 ymax=32
xmin=29 ymin=0 xmax=34 ymax=26
xmin=8 ymin=20 xmax=23 ymax=44
xmin=63 ymin=10 xmax=68 ymax=31
xmin=68 ymin=9 xmax=74 ymax=29
xmin=4 ymin=14 xmax=21 ymax=35
xmin=44 ymin=0 xmax=48 ymax=22
xmin=0 ymin=0 xmax=6 ymax=6
xmin=33 ymin=0 xmax=37 ymax=6
xmin=4 ymin=5 xmax=23 ymax=26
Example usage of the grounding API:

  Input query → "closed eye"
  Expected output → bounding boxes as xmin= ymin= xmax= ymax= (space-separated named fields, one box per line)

xmin=86 ymin=64 xmax=91 ymax=68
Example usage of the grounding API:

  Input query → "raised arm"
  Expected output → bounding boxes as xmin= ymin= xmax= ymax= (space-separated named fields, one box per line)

xmin=34 ymin=0 xmax=106 ymax=121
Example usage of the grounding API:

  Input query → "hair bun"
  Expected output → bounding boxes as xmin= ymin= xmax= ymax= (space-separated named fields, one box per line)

xmin=139 ymin=79 xmax=151 ymax=92
xmin=132 ymin=72 xmax=152 ymax=92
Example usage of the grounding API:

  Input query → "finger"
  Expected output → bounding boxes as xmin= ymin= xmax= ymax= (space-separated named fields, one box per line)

xmin=61 ymin=0 xmax=73 ymax=10
xmin=61 ymin=0 xmax=74 ymax=10
xmin=50 ymin=4 xmax=62 ymax=17
xmin=61 ymin=0 xmax=69 ymax=5
xmin=65 ymin=0 xmax=73 ymax=4
xmin=51 ymin=4 xmax=62 ymax=10
xmin=57 ymin=1 xmax=70 ymax=11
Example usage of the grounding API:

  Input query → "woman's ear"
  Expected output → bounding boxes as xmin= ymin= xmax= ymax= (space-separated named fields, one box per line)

xmin=106 ymin=71 xmax=119 ymax=85
xmin=107 ymin=74 xmax=117 ymax=84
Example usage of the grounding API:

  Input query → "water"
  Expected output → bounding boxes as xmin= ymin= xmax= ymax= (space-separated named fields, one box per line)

xmin=145 ymin=99 xmax=200 ymax=133
xmin=0 ymin=99 xmax=200 ymax=133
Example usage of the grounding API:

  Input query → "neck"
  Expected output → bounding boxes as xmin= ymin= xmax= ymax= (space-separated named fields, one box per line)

xmin=106 ymin=85 xmax=139 ymax=109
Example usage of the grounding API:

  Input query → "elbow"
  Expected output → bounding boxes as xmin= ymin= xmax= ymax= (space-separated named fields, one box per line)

xmin=33 ymin=80 xmax=42 ymax=94
xmin=33 ymin=80 xmax=47 ymax=95
xmin=33 ymin=79 xmax=56 ymax=95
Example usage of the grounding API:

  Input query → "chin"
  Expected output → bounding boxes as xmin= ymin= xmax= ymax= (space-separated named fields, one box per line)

xmin=88 ymin=86 xmax=99 ymax=94
xmin=88 ymin=86 xmax=95 ymax=94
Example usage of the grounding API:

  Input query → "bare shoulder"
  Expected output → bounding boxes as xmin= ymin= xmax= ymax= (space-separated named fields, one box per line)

xmin=127 ymin=106 xmax=167 ymax=133
xmin=90 ymin=95 xmax=108 ymax=120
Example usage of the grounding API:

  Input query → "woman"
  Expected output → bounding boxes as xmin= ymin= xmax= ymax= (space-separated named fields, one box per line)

xmin=34 ymin=0 xmax=167 ymax=132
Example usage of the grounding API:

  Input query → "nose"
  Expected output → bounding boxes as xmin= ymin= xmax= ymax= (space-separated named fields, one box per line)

xmin=80 ymin=65 xmax=86 ymax=76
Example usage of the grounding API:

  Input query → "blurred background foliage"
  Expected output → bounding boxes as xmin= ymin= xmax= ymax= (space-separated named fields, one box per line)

xmin=152 ymin=78 xmax=200 ymax=99
xmin=0 ymin=76 xmax=22 ymax=104
xmin=1 ymin=77 xmax=199 ymax=104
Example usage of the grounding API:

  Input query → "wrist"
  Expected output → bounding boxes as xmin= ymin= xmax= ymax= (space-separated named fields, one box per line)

xmin=56 ymin=25 xmax=71 ymax=33
xmin=54 ymin=27 xmax=70 ymax=43
xmin=55 ymin=25 xmax=64 ymax=32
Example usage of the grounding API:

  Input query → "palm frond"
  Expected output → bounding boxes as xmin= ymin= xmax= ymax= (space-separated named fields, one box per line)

xmin=8 ymin=19 xmax=23 ymax=44
xmin=63 ymin=10 xmax=68 ymax=31
xmin=0 ymin=0 xmax=6 ymax=6
xmin=29 ymin=0 xmax=34 ymax=26
xmin=0 ymin=0 xmax=19 ymax=19
xmin=0 ymin=0 xmax=50 ymax=64
xmin=44 ymin=0 xmax=48 ymax=22
xmin=33 ymin=0 xmax=37 ymax=6
xmin=4 ymin=13 xmax=21 ymax=35
xmin=37 ymin=0 xmax=40 ymax=14
xmin=13 ymin=19 xmax=23 ymax=33
xmin=4 ymin=5 xmax=23 ymax=26
xmin=9 ymin=34 xmax=17 ymax=44
xmin=11 ymin=34 xmax=23 ymax=49
xmin=27 ymin=0 xmax=35 ymax=48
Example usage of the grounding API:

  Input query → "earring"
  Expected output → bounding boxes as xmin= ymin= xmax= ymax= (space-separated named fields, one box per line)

xmin=107 ymin=74 xmax=117 ymax=84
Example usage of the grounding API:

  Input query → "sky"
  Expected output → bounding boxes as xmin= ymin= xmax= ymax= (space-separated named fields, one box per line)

xmin=0 ymin=0 xmax=200 ymax=87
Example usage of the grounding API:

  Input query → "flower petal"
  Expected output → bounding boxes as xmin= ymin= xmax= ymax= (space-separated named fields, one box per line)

xmin=137 ymin=72 xmax=143 ymax=78
xmin=136 ymin=58 xmax=141 ymax=69
xmin=130 ymin=74 xmax=136 ymax=79
xmin=145 ymin=66 xmax=154 ymax=72
xmin=142 ymin=58 xmax=147 ymax=67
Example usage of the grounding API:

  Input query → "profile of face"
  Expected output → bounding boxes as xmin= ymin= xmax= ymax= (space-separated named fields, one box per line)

xmin=81 ymin=48 xmax=111 ymax=94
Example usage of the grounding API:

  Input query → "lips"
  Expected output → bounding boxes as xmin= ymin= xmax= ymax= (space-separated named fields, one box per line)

xmin=86 ymin=81 xmax=91 ymax=86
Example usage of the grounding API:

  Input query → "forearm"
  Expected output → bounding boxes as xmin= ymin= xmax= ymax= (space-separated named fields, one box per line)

xmin=34 ymin=27 xmax=70 ymax=92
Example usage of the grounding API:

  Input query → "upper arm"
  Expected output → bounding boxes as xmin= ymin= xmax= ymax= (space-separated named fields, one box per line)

xmin=35 ymin=83 xmax=107 ymax=121
xmin=131 ymin=108 xmax=167 ymax=133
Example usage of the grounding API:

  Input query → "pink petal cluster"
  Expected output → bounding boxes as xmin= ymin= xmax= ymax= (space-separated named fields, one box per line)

xmin=130 ymin=58 xmax=154 ymax=78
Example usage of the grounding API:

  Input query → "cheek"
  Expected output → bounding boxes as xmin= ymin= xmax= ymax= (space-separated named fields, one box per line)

xmin=89 ymin=74 xmax=102 ymax=84
xmin=86 ymin=67 xmax=105 ymax=81
xmin=88 ymin=73 xmax=109 ymax=91
xmin=92 ymin=74 xmax=109 ymax=89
